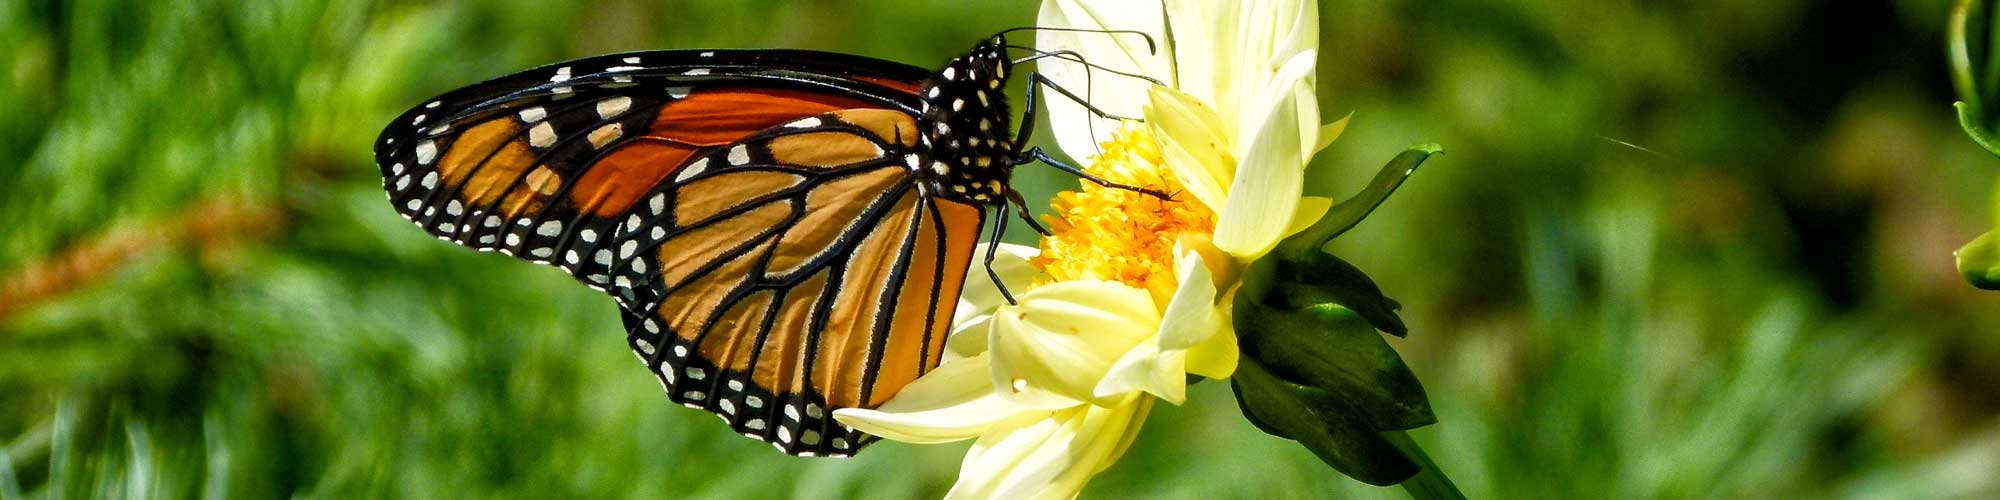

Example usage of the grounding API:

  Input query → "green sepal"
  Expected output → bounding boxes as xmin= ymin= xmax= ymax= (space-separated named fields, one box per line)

xmin=1957 ymin=101 xmax=2000 ymax=159
xmin=1276 ymin=145 xmax=1440 ymax=263
xmin=1263 ymin=252 xmax=1409 ymax=337
xmin=1235 ymin=296 xmax=1436 ymax=432
xmin=1230 ymin=354 xmax=1420 ymax=486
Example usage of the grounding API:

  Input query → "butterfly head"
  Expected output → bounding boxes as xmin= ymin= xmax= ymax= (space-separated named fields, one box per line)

xmin=917 ymin=35 xmax=1017 ymax=204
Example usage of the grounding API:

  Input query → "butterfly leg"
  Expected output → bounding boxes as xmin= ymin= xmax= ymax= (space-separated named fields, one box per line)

xmin=986 ymin=201 xmax=1020 ymax=305
xmin=1023 ymin=147 xmax=1174 ymax=202
xmin=1013 ymin=71 xmax=1142 ymax=150
xmin=1004 ymin=190 xmax=1053 ymax=236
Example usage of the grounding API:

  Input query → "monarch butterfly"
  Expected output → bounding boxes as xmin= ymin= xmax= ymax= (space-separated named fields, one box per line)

xmin=374 ymin=29 xmax=1157 ymax=457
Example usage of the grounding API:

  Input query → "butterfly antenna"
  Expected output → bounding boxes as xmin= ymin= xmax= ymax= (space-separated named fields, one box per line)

xmin=1004 ymin=46 xmax=1165 ymax=87
xmin=995 ymin=26 xmax=1156 ymax=54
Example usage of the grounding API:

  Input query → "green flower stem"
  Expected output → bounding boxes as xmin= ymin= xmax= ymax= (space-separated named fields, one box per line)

xmin=1386 ymin=431 xmax=1466 ymax=500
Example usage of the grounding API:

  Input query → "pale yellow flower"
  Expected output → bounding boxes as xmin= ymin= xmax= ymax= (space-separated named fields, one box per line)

xmin=835 ymin=1 xmax=1346 ymax=497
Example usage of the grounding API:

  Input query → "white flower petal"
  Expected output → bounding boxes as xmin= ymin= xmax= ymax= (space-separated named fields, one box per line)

xmin=1313 ymin=113 xmax=1351 ymax=154
xmin=1147 ymin=86 xmax=1233 ymax=213
xmin=945 ymin=398 xmax=1154 ymax=500
xmin=1218 ymin=0 xmax=1318 ymax=133
xmin=1154 ymin=248 xmax=1223 ymax=352
xmin=1094 ymin=341 xmax=1181 ymax=403
xmin=1212 ymin=50 xmax=1318 ymax=258
xmin=1285 ymin=196 xmax=1334 ymax=238
xmin=989 ymin=280 xmax=1158 ymax=407
xmin=833 ymin=354 xmax=1021 ymax=443
xmin=1093 ymin=247 xmax=1225 ymax=404
xmin=1183 ymin=316 xmax=1239 ymax=379
xmin=1036 ymin=0 xmax=1169 ymax=159
xmin=949 ymin=243 xmax=1041 ymax=359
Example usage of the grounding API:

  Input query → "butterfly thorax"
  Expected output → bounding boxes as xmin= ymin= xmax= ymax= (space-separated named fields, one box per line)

xmin=914 ymin=36 xmax=1015 ymax=205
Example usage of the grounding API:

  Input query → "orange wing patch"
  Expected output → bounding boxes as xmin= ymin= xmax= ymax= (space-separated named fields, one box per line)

xmin=765 ymin=167 xmax=906 ymax=278
xmin=437 ymin=119 xmax=546 ymax=211
xmin=872 ymin=198 xmax=980 ymax=404
xmin=569 ymin=141 xmax=690 ymax=217
xmin=648 ymin=89 xmax=883 ymax=146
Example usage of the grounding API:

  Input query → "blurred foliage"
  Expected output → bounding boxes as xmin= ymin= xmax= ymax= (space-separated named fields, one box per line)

xmin=2 ymin=0 xmax=1998 ymax=499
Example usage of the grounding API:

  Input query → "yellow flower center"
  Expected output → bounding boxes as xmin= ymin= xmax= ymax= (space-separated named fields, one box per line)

xmin=1035 ymin=122 xmax=1217 ymax=302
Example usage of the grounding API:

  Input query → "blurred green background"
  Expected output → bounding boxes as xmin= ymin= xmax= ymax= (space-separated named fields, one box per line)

xmin=3 ymin=0 xmax=1998 ymax=498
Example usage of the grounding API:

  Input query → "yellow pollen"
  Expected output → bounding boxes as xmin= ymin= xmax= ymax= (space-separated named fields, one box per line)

xmin=1034 ymin=122 xmax=1215 ymax=302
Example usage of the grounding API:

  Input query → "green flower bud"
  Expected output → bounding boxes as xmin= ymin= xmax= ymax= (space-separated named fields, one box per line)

xmin=1228 ymin=146 xmax=1447 ymax=488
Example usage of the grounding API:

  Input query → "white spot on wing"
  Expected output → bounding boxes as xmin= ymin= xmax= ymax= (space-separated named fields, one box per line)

xmin=529 ymin=122 xmax=557 ymax=148
xmin=682 ymin=68 xmax=711 ymax=76
xmin=622 ymin=56 xmax=641 ymax=64
xmin=675 ymin=158 xmax=709 ymax=182
xmin=551 ymin=66 xmax=573 ymax=83
xmin=587 ymin=123 xmax=624 ymax=148
xmin=727 ymin=145 xmax=749 ymax=165
xmin=415 ymin=141 xmax=438 ymax=164
xmin=518 ymin=107 xmax=547 ymax=123
xmin=537 ymin=220 xmax=563 ymax=237
xmin=785 ymin=117 xmax=822 ymax=128
xmin=597 ymin=96 xmax=632 ymax=118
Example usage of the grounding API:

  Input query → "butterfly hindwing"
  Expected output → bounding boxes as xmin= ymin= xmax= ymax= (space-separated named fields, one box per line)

xmin=609 ymin=110 xmax=981 ymax=456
